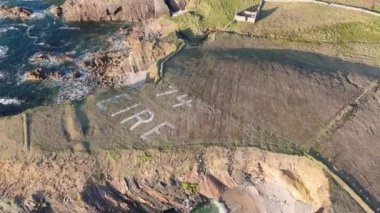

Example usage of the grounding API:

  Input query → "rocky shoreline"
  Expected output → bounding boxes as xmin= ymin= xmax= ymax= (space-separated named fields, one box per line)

xmin=0 ymin=6 xmax=33 ymax=20
xmin=2 ymin=0 xmax=186 ymax=102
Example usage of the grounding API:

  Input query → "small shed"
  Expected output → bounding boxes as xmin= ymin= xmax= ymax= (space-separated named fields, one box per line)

xmin=235 ymin=10 xmax=258 ymax=23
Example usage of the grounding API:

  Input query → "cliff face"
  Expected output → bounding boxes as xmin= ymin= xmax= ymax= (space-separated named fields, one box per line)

xmin=0 ymin=147 xmax=335 ymax=212
xmin=85 ymin=25 xmax=177 ymax=87
xmin=0 ymin=6 xmax=32 ymax=19
xmin=52 ymin=0 xmax=188 ymax=22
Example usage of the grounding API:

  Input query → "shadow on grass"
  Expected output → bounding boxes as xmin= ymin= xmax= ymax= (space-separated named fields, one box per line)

xmin=166 ymin=46 xmax=380 ymax=79
xmin=256 ymin=7 xmax=278 ymax=22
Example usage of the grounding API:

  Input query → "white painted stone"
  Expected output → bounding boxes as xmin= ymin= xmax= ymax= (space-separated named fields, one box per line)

xmin=111 ymin=103 xmax=141 ymax=117
xmin=156 ymin=86 xmax=178 ymax=97
xmin=140 ymin=122 xmax=175 ymax=141
xmin=173 ymin=94 xmax=192 ymax=108
xmin=96 ymin=93 xmax=130 ymax=111
xmin=120 ymin=110 xmax=155 ymax=131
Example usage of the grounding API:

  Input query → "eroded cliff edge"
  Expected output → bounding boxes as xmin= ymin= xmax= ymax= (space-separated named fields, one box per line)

xmin=50 ymin=0 xmax=189 ymax=22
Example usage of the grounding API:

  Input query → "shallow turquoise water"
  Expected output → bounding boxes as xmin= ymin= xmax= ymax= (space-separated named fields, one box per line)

xmin=0 ymin=0 xmax=126 ymax=116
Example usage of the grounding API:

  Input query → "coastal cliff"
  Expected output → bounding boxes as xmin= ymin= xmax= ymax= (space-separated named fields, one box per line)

xmin=50 ymin=0 xmax=189 ymax=22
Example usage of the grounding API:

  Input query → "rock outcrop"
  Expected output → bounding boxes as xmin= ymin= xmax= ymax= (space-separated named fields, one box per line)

xmin=86 ymin=26 xmax=176 ymax=87
xmin=49 ymin=0 xmax=189 ymax=22
xmin=0 ymin=6 xmax=32 ymax=19
xmin=24 ymin=68 xmax=65 ymax=81
xmin=29 ymin=53 xmax=74 ymax=66
xmin=0 ymin=147 xmax=336 ymax=212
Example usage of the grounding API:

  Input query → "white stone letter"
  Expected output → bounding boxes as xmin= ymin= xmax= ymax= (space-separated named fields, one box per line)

xmin=111 ymin=103 xmax=141 ymax=117
xmin=156 ymin=86 xmax=178 ymax=97
xmin=173 ymin=94 xmax=192 ymax=108
xmin=120 ymin=110 xmax=155 ymax=131
xmin=140 ymin=122 xmax=175 ymax=141
xmin=96 ymin=93 xmax=130 ymax=111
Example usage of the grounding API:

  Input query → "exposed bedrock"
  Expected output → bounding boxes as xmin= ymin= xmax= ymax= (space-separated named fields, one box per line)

xmin=50 ymin=0 xmax=189 ymax=22
xmin=85 ymin=26 xmax=177 ymax=87
xmin=0 ymin=6 xmax=33 ymax=20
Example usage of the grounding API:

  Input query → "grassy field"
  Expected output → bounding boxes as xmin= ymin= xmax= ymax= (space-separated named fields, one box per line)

xmin=230 ymin=2 xmax=380 ymax=42
xmin=326 ymin=0 xmax=380 ymax=11
xmin=164 ymin=1 xmax=380 ymax=49
xmin=162 ymin=0 xmax=260 ymax=36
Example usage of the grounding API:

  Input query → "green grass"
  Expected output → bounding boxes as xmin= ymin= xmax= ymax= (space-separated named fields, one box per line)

xmin=137 ymin=151 xmax=152 ymax=162
xmin=109 ymin=149 xmax=121 ymax=162
xmin=181 ymin=182 xmax=200 ymax=193
xmin=293 ymin=21 xmax=380 ymax=43
xmin=167 ymin=0 xmax=380 ymax=46
xmin=167 ymin=0 xmax=260 ymax=35
xmin=373 ymin=6 xmax=380 ymax=13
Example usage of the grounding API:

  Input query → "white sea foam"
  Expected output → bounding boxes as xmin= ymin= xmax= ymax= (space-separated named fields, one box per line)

xmin=0 ymin=46 xmax=9 ymax=58
xmin=0 ymin=98 xmax=22 ymax=105
xmin=12 ymin=23 xmax=28 ymax=28
xmin=58 ymin=26 xmax=80 ymax=31
xmin=212 ymin=200 xmax=228 ymax=213
xmin=26 ymin=25 xmax=39 ymax=44
xmin=0 ymin=71 xmax=5 ymax=79
xmin=0 ymin=26 xmax=19 ymax=34
xmin=31 ymin=11 xmax=47 ymax=20
xmin=56 ymin=73 xmax=97 ymax=103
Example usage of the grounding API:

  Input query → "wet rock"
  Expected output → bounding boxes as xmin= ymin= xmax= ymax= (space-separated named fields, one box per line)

xmin=24 ymin=68 xmax=47 ymax=81
xmin=0 ymin=6 xmax=32 ymax=20
xmin=47 ymin=70 xmax=65 ymax=80
xmin=24 ymin=68 xmax=65 ymax=81
xmin=29 ymin=53 xmax=75 ymax=66
xmin=48 ymin=6 xmax=63 ymax=18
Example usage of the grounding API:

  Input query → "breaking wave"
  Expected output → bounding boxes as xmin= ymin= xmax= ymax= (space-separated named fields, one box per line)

xmin=0 ymin=46 xmax=9 ymax=58
xmin=0 ymin=98 xmax=22 ymax=105
xmin=212 ymin=201 xmax=227 ymax=213
xmin=31 ymin=11 xmax=47 ymax=20
xmin=58 ymin=26 xmax=80 ymax=31
xmin=0 ymin=26 xmax=19 ymax=34
xmin=0 ymin=71 xmax=5 ymax=79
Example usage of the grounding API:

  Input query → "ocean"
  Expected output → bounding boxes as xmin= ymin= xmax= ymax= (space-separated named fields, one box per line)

xmin=0 ymin=0 xmax=127 ymax=116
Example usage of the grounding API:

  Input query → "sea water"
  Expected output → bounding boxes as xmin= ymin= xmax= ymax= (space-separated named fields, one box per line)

xmin=0 ymin=0 xmax=127 ymax=116
xmin=190 ymin=200 xmax=228 ymax=213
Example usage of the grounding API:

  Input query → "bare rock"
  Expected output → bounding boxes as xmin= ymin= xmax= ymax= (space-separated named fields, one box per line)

xmin=48 ymin=6 xmax=63 ymax=18
xmin=24 ymin=68 xmax=47 ymax=81
xmin=0 ymin=6 xmax=32 ymax=20
xmin=87 ymin=27 xmax=176 ymax=87
xmin=29 ymin=53 xmax=74 ymax=66
xmin=49 ymin=0 xmax=190 ymax=22
xmin=24 ymin=68 xmax=65 ymax=81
